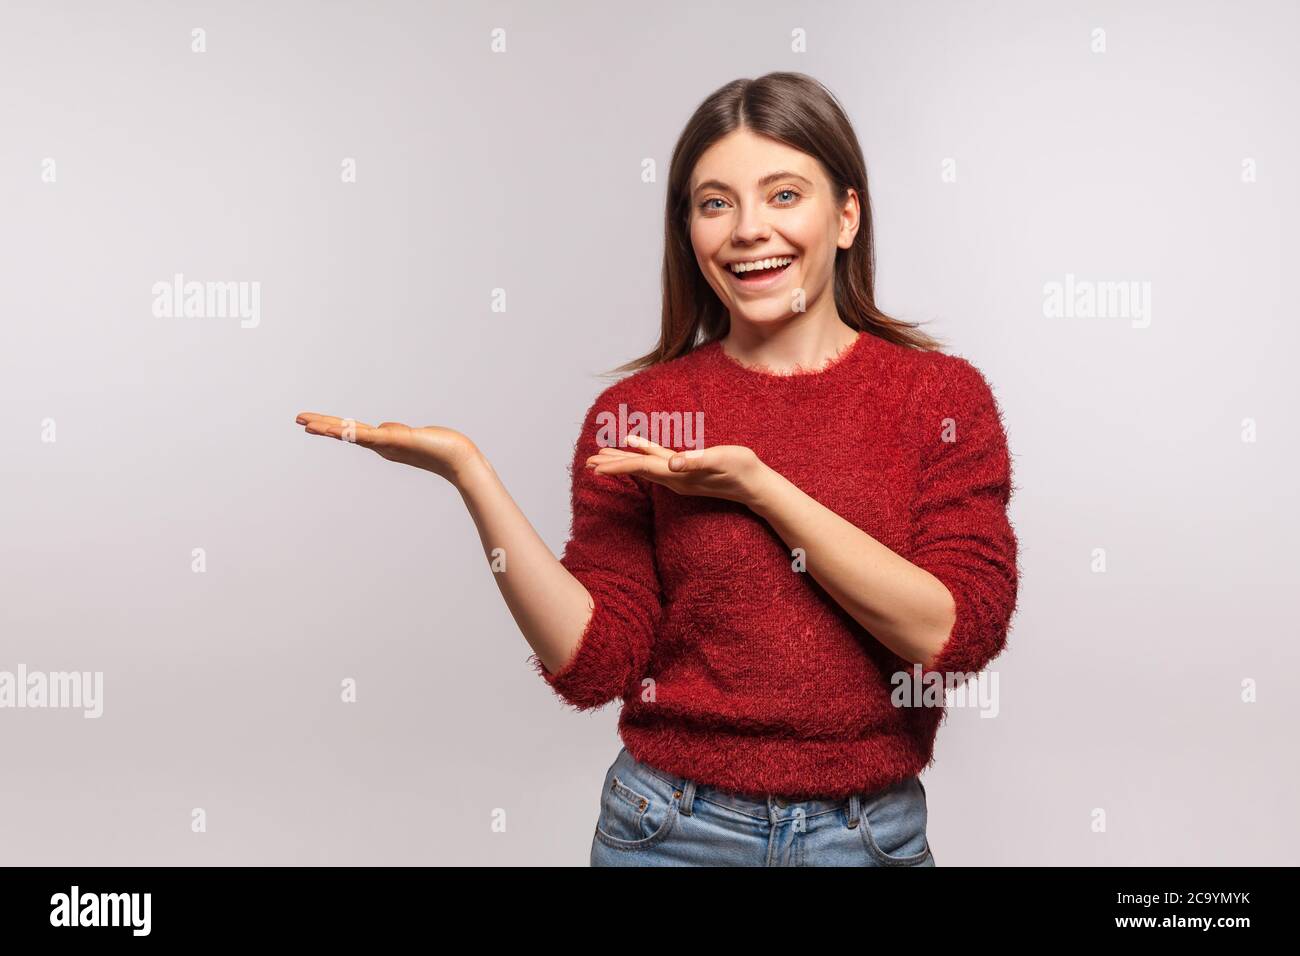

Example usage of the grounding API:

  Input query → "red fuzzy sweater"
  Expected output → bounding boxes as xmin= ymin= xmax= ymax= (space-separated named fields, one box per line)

xmin=530 ymin=329 xmax=1019 ymax=800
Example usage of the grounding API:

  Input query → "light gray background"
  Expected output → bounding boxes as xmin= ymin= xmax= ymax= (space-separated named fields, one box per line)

xmin=1 ymin=0 xmax=1295 ymax=866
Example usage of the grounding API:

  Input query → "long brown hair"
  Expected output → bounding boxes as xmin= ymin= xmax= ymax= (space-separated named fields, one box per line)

xmin=608 ymin=71 xmax=944 ymax=378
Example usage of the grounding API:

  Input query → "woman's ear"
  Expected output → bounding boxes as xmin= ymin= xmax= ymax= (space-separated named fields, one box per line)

xmin=838 ymin=187 xmax=861 ymax=249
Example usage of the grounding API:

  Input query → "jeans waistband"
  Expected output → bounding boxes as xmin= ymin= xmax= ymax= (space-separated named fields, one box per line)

xmin=621 ymin=747 xmax=861 ymax=824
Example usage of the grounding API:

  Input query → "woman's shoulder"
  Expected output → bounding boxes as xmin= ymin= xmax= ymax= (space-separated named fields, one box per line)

xmin=900 ymin=346 xmax=1011 ymax=463
xmin=905 ymin=344 xmax=1003 ymax=412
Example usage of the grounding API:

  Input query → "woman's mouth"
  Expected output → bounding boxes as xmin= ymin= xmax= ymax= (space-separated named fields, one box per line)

xmin=726 ymin=255 xmax=796 ymax=290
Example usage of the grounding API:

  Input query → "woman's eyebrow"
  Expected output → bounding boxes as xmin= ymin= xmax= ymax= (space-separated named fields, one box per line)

xmin=692 ymin=170 xmax=814 ymax=196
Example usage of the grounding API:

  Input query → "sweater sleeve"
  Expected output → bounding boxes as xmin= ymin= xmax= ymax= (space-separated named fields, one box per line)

xmin=908 ymin=356 xmax=1020 ymax=679
xmin=528 ymin=390 xmax=664 ymax=711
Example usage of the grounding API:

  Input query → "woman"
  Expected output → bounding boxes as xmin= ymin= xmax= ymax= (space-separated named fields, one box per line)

xmin=294 ymin=72 xmax=1019 ymax=867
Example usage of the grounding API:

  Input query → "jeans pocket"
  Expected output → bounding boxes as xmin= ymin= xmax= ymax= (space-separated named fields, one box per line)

xmin=594 ymin=751 xmax=680 ymax=851
xmin=858 ymin=776 xmax=932 ymax=866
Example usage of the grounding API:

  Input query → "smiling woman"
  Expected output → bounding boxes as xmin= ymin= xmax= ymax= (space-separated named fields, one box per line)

xmin=293 ymin=71 xmax=1018 ymax=868
xmin=614 ymin=72 xmax=948 ymax=377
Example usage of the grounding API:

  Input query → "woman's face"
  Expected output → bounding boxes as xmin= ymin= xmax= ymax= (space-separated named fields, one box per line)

xmin=688 ymin=128 xmax=858 ymax=329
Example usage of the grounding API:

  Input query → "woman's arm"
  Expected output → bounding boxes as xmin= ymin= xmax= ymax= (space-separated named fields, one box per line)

xmin=453 ymin=450 xmax=607 ymax=677
xmin=597 ymin=436 xmax=958 ymax=667
xmin=744 ymin=359 xmax=1018 ymax=675
xmin=295 ymin=399 xmax=662 ymax=710
xmin=293 ymin=415 xmax=596 ymax=672
xmin=744 ymin=468 xmax=955 ymax=667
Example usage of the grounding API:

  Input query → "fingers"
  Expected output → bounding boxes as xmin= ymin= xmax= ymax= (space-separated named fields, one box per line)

xmin=588 ymin=437 xmax=711 ymax=476
xmin=312 ymin=422 xmax=379 ymax=446
xmin=583 ymin=435 xmax=684 ymax=469
xmin=295 ymin=412 xmax=385 ymax=447
xmin=295 ymin=412 xmax=376 ymax=430
xmin=623 ymin=434 xmax=676 ymax=460
xmin=584 ymin=448 xmax=639 ymax=469
xmin=667 ymin=448 xmax=707 ymax=471
xmin=623 ymin=434 xmax=710 ymax=473
xmin=590 ymin=454 xmax=672 ymax=478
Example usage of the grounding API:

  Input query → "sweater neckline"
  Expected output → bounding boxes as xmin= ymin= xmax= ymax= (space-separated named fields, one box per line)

xmin=704 ymin=329 xmax=872 ymax=388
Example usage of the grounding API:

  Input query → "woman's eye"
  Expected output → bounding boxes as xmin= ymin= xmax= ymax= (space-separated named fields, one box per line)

xmin=697 ymin=190 xmax=799 ymax=213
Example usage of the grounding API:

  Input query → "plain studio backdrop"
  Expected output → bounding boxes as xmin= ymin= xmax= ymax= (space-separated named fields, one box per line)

xmin=1 ymin=0 xmax=1295 ymax=866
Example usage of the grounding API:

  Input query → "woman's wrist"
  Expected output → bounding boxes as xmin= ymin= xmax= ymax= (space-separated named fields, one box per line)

xmin=451 ymin=445 xmax=496 ymax=493
xmin=741 ymin=460 xmax=787 ymax=517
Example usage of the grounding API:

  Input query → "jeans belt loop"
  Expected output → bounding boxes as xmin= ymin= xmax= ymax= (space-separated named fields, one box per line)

xmin=677 ymin=778 xmax=696 ymax=816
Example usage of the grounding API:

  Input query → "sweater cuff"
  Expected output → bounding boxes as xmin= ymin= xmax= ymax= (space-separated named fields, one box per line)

xmin=913 ymin=560 xmax=1010 ymax=683
xmin=528 ymin=584 xmax=630 ymax=712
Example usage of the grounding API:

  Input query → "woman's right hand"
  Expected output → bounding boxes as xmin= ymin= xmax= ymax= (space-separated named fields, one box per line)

xmin=294 ymin=412 xmax=483 ymax=485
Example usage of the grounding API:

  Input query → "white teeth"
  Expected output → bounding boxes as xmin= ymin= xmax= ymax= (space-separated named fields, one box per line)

xmin=729 ymin=256 xmax=794 ymax=274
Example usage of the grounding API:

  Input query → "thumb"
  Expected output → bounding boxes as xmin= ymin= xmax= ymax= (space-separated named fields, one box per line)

xmin=668 ymin=448 xmax=707 ymax=471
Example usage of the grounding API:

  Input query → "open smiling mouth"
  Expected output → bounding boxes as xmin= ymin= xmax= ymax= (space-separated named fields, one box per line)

xmin=727 ymin=256 xmax=796 ymax=285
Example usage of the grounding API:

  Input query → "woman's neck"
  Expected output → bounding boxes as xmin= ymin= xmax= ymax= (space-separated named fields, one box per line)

xmin=719 ymin=317 xmax=861 ymax=377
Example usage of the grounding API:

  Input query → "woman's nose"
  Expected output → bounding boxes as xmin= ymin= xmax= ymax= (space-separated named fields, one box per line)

xmin=732 ymin=211 xmax=770 ymax=243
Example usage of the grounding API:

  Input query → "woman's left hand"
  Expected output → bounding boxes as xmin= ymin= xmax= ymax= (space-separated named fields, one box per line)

xmin=585 ymin=434 xmax=770 ymax=508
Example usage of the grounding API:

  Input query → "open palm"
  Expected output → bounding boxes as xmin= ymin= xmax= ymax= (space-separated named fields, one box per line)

xmin=294 ymin=412 xmax=478 ymax=483
xmin=586 ymin=433 xmax=762 ymax=506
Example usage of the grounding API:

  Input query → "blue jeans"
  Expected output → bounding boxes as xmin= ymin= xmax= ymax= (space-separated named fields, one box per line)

xmin=589 ymin=746 xmax=935 ymax=867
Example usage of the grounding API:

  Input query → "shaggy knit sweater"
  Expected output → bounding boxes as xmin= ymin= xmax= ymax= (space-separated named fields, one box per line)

xmin=530 ymin=329 xmax=1019 ymax=800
